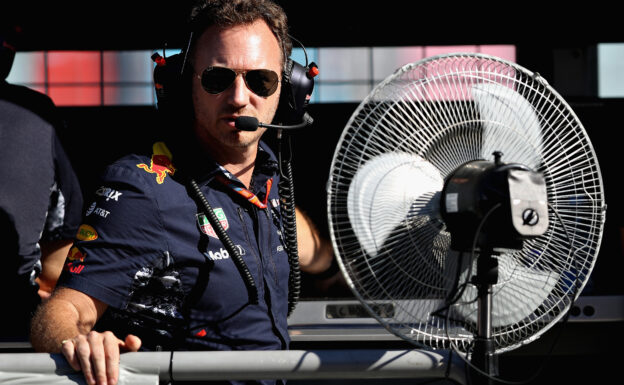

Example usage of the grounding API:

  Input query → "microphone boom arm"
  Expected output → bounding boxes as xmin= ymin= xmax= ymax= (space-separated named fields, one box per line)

xmin=235 ymin=114 xmax=314 ymax=132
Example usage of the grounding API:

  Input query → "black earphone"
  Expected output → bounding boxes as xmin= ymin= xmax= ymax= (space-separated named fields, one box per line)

xmin=151 ymin=52 xmax=187 ymax=114
xmin=273 ymin=47 xmax=318 ymax=126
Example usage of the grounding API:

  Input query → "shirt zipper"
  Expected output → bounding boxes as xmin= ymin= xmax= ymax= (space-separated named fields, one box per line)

xmin=237 ymin=207 xmax=262 ymax=280
xmin=263 ymin=208 xmax=279 ymax=286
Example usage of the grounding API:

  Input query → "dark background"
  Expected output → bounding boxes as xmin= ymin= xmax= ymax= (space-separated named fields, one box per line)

xmin=3 ymin=2 xmax=623 ymax=383
xmin=5 ymin=0 xmax=623 ymax=296
xmin=10 ymin=0 xmax=621 ymax=294
xmin=6 ymin=1 xmax=623 ymax=50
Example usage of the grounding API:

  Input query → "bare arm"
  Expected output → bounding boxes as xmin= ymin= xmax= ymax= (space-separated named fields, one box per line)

xmin=36 ymin=239 xmax=74 ymax=300
xmin=296 ymin=207 xmax=334 ymax=274
xmin=31 ymin=287 xmax=103 ymax=351
xmin=31 ymin=287 xmax=141 ymax=385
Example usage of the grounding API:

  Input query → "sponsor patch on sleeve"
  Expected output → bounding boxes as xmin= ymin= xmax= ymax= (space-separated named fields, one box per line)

xmin=76 ymin=224 xmax=98 ymax=241
xmin=64 ymin=246 xmax=87 ymax=274
xmin=95 ymin=186 xmax=123 ymax=202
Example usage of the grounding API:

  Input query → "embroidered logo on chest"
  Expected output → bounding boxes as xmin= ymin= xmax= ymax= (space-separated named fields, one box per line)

xmin=196 ymin=208 xmax=229 ymax=239
xmin=137 ymin=142 xmax=176 ymax=184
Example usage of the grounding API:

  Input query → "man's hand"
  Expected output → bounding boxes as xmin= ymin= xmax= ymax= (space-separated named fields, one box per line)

xmin=60 ymin=331 xmax=142 ymax=385
xmin=31 ymin=287 xmax=142 ymax=385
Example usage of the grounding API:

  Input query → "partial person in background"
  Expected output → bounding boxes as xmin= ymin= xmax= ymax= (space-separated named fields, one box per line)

xmin=0 ymin=21 xmax=84 ymax=339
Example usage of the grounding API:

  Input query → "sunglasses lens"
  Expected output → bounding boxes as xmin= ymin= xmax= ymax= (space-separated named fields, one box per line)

xmin=201 ymin=67 xmax=237 ymax=94
xmin=245 ymin=69 xmax=279 ymax=97
xmin=200 ymin=67 xmax=279 ymax=97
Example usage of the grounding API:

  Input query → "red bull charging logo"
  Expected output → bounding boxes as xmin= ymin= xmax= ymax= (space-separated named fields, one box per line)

xmin=137 ymin=142 xmax=176 ymax=184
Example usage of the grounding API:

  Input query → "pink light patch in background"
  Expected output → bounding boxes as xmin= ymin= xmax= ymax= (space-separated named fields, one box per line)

xmin=47 ymin=51 xmax=101 ymax=105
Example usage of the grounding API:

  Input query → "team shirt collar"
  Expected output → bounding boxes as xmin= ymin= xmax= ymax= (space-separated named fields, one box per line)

xmin=166 ymin=140 xmax=279 ymax=202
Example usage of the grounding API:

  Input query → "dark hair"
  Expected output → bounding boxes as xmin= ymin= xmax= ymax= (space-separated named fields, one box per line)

xmin=187 ymin=0 xmax=292 ymax=69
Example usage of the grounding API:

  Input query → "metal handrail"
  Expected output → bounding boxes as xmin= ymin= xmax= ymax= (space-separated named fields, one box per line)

xmin=0 ymin=349 xmax=466 ymax=384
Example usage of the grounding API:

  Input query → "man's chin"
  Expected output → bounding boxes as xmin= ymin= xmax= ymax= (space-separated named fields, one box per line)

xmin=225 ymin=130 xmax=263 ymax=148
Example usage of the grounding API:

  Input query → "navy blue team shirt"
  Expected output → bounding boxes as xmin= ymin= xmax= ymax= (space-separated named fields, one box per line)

xmin=58 ymin=140 xmax=291 ymax=358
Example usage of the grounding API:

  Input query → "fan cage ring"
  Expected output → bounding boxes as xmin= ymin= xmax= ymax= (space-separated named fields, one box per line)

xmin=327 ymin=52 xmax=605 ymax=354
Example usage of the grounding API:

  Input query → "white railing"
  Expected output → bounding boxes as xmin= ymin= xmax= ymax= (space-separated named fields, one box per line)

xmin=0 ymin=349 xmax=466 ymax=384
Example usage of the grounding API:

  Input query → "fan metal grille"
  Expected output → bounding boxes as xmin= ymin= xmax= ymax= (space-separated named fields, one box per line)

xmin=327 ymin=53 xmax=605 ymax=353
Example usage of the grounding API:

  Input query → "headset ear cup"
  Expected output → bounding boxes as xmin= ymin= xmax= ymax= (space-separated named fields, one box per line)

xmin=153 ymin=53 xmax=190 ymax=114
xmin=273 ymin=59 xmax=315 ymax=126
xmin=273 ymin=58 xmax=294 ymax=125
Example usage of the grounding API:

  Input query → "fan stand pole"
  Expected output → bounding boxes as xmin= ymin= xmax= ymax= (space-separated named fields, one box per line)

xmin=470 ymin=251 xmax=499 ymax=385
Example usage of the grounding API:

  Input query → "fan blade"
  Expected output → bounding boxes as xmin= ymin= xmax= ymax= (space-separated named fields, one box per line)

xmin=473 ymin=83 xmax=543 ymax=169
xmin=347 ymin=152 xmax=443 ymax=257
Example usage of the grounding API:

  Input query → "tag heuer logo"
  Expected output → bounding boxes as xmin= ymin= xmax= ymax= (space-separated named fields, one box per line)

xmin=197 ymin=209 xmax=229 ymax=238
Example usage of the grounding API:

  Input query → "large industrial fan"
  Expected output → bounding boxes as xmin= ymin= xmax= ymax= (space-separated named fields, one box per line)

xmin=327 ymin=53 xmax=605 ymax=382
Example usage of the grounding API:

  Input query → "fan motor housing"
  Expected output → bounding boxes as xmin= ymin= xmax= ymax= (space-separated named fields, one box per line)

xmin=441 ymin=159 xmax=548 ymax=252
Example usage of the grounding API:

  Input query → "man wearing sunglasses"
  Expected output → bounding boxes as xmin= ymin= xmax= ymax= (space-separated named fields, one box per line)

xmin=30 ymin=1 xmax=335 ymax=384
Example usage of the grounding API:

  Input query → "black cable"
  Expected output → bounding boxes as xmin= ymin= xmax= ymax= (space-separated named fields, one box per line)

xmin=167 ymin=349 xmax=174 ymax=385
xmin=188 ymin=178 xmax=258 ymax=305
xmin=432 ymin=251 xmax=467 ymax=319
xmin=277 ymin=134 xmax=301 ymax=316
xmin=446 ymin=252 xmax=466 ymax=304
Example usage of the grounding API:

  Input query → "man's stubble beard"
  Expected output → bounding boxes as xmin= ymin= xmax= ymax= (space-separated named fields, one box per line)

xmin=220 ymin=126 xmax=267 ymax=148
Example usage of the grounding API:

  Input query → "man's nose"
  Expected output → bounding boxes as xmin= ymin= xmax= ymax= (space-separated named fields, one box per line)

xmin=228 ymin=73 xmax=250 ymax=107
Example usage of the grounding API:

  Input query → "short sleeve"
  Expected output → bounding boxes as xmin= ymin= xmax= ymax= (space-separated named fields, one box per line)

xmin=58 ymin=161 xmax=170 ymax=309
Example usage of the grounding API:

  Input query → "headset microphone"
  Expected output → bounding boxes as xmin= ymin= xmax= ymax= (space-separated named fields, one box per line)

xmin=235 ymin=113 xmax=314 ymax=132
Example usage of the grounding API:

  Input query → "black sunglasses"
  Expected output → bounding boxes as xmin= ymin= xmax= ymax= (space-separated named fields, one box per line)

xmin=197 ymin=66 xmax=280 ymax=97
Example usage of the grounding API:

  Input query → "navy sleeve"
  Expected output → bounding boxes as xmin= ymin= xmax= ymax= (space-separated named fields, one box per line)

xmin=58 ymin=161 xmax=170 ymax=309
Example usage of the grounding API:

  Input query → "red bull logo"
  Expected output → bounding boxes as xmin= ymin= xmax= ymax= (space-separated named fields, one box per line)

xmin=64 ymin=247 xmax=86 ymax=274
xmin=76 ymin=224 xmax=98 ymax=241
xmin=64 ymin=262 xmax=85 ymax=274
xmin=137 ymin=142 xmax=176 ymax=184
xmin=67 ymin=246 xmax=86 ymax=262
